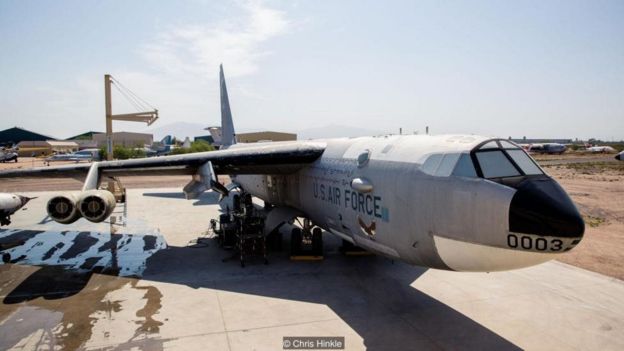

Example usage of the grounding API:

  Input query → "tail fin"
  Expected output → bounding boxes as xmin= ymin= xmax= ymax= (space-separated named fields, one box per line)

xmin=220 ymin=64 xmax=236 ymax=147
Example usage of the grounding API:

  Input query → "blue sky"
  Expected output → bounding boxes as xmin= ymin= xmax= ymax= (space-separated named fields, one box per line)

xmin=1 ymin=0 xmax=622 ymax=140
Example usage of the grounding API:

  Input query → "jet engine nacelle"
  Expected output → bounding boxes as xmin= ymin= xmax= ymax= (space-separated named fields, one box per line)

xmin=47 ymin=193 xmax=81 ymax=224
xmin=77 ymin=190 xmax=116 ymax=223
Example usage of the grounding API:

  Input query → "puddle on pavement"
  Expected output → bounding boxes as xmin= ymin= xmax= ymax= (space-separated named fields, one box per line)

xmin=0 ymin=228 xmax=169 ymax=350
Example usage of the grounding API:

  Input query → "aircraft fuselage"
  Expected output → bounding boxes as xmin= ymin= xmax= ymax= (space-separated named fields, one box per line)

xmin=234 ymin=135 xmax=585 ymax=272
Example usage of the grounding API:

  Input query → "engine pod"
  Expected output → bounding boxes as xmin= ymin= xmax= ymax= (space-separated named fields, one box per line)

xmin=77 ymin=190 xmax=116 ymax=223
xmin=47 ymin=193 xmax=81 ymax=224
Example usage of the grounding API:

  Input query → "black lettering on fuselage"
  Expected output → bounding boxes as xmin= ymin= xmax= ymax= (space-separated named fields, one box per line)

xmin=374 ymin=196 xmax=381 ymax=218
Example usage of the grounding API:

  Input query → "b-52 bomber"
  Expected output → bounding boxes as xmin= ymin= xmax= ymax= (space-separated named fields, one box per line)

xmin=0 ymin=65 xmax=585 ymax=272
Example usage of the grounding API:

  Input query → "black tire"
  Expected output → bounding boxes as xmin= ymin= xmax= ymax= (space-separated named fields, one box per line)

xmin=312 ymin=227 xmax=323 ymax=256
xmin=232 ymin=194 xmax=241 ymax=212
xmin=290 ymin=227 xmax=302 ymax=255
xmin=267 ymin=229 xmax=283 ymax=251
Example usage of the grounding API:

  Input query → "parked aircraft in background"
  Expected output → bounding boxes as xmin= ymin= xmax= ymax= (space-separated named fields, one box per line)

xmin=0 ymin=145 xmax=19 ymax=163
xmin=45 ymin=149 xmax=100 ymax=165
xmin=0 ymin=65 xmax=585 ymax=272
xmin=527 ymin=143 xmax=567 ymax=155
xmin=616 ymin=151 xmax=623 ymax=161
xmin=586 ymin=146 xmax=617 ymax=153
xmin=0 ymin=193 xmax=33 ymax=226
xmin=146 ymin=135 xmax=179 ymax=156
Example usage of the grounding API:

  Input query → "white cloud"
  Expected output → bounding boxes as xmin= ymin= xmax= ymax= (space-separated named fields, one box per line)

xmin=4 ymin=1 xmax=290 ymax=138
xmin=142 ymin=1 xmax=289 ymax=78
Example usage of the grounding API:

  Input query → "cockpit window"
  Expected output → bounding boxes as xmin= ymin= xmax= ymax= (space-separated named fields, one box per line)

xmin=476 ymin=151 xmax=521 ymax=178
xmin=421 ymin=154 xmax=443 ymax=175
xmin=480 ymin=141 xmax=499 ymax=149
xmin=452 ymin=153 xmax=477 ymax=177
xmin=472 ymin=139 xmax=544 ymax=179
xmin=507 ymin=149 xmax=542 ymax=175
xmin=422 ymin=139 xmax=543 ymax=180
xmin=499 ymin=140 xmax=520 ymax=149
xmin=422 ymin=153 xmax=462 ymax=176
xmin=437 ymin=153 xmax=461 ymax=176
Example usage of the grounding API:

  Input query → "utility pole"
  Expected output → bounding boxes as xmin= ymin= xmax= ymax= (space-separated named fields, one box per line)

xmin=104 ymin=74 xmax=158 ymax=160
xmin=105 ymin=74 xmax=113 ymax=160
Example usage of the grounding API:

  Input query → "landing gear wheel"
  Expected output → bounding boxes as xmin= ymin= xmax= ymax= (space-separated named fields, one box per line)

xmin=312 ymin=227 xmax=323 ymax=256
xmin=290 ymin=227 xmax=302 ymax=255
xmin=232 ymin=194 xmax=241 ymax=212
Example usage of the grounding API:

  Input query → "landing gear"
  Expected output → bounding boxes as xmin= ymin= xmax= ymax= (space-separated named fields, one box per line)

xmin=0 ymin=214 xmax=10 ymax=226
xmin=217 ymin=191 xmax=269 ymax=267
xmin=290 ymin=219 xmax=323 ymax=259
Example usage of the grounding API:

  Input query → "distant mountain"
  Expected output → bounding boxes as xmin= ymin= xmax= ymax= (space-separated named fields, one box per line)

xmin=144 ymin=122 xmax=209 ymax=141
xmin=297 ymin=124 xmax=389 ymax=140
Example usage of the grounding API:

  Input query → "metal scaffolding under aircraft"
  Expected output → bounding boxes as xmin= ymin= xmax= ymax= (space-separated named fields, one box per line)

xmin=104 ymin=74 xmax=158 ymax=160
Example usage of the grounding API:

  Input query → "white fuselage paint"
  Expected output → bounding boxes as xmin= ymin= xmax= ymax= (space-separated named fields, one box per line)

xmin=233 ymin=134 xmax=569 ymax=272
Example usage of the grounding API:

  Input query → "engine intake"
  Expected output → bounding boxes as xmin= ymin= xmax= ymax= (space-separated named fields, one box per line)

xmin=47 ymin=194 xmax=81 ymax=224
xmin=77 ymin=190 xmax=116 ymax=223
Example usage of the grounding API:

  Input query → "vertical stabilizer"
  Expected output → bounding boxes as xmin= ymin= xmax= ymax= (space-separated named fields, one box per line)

xmin=220 ymin=64 xmax=236 ymax=147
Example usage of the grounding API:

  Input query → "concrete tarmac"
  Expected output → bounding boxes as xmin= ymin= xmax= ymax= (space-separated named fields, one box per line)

xmin=0 ymin=188 xmax=622 ymax=350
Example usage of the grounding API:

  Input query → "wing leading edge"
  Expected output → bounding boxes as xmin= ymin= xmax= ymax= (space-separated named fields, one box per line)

xmin=0 ymin=141 xmax=326 ymax=179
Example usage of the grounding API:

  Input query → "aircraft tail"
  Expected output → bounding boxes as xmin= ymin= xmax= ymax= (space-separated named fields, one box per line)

xmin=220 ymin=64 xmax=236 ymax=147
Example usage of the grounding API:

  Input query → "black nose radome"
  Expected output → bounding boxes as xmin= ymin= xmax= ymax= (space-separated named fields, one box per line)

xmin=616 ymin=154 xmax=621 ymax=161
xmin=509 ymin=177 xmax=584 ymax=238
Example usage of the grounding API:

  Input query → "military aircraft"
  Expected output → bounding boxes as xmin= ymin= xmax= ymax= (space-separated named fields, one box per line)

xmin=0 ymin=193 xmax=34 ymax=226
xmin=586 ymin=145 xmax=617 ymax=153
xmin=527 ymin=143 xmax=567 ymax=155
xmin=0 ymin=147 xmax=18 ymax=163
xmin=0 ymin=65 xmax=585 ymax=272
xmin=616 ymin=151 xmax=623 ymax=161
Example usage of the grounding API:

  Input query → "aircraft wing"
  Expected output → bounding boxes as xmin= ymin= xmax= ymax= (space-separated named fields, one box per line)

xmin=0 ymin=141 xmax=326 ymax=179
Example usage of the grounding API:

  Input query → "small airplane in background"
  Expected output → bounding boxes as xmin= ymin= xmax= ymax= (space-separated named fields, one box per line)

xmin=0 ymin=193 xmax=34 ymax=226
xmin=146 ymin=135 xmax=180 ymax=157
xmin=44 ymin=149 xmax=100 ymax=165
xmin=0 ymin=146 xmax=19 ymax=163
xmin=526 ymin=143 xmax=567 ymax=155
xmin=586 ymin=145 xmax=617 ymax=154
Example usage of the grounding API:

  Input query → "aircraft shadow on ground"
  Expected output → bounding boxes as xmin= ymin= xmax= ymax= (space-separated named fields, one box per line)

xmin=3 ymin=266 xmax=93 ymax=303
xmin=0 ymin=228 xmax=162 ymax=303
xmin=146 ymin=238 xmax=520 ymax=350
xmin=1 ymin=228 xmax=520 ymax=350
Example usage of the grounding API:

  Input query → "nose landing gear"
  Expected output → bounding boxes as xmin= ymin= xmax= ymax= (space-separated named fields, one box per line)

xmin=290 ymin=218 xmax=323 ymax=260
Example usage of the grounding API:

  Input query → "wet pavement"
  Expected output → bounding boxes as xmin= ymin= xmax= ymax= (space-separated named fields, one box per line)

xmin=0 ymin=188 xmax=623 ymax=350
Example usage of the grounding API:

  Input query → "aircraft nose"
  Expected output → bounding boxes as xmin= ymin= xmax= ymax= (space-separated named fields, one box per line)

xmin=616 ymin=154 xmax=621 ymax=161
xmin=509 ymin=177 xmax=584 ymax=238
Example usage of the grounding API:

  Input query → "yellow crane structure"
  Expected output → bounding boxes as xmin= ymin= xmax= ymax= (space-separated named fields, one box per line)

xmin=104 ymin=74 xmax=158 ymax=160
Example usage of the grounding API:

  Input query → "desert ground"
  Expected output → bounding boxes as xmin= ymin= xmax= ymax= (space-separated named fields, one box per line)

xmin=1 ymin=155 xmax=623 ymax=280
